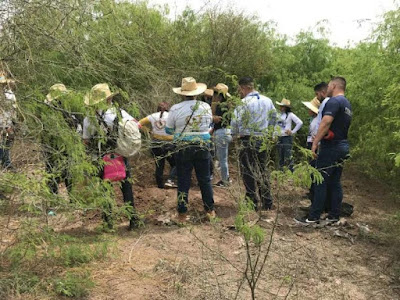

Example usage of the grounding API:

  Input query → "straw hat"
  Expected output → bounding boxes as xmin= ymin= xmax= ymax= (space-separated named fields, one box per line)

xmin=45 ymin=83 xmax=68 ymax=103
xmin=172 ymin=77 xmax=207 ymax=96
xmin=302 ymin=97 xmax=320 ymax=114
xmin=213 ymin=83 xmax=231 ymax=98
xmin=204 ymin=89 xmax=214 ymax=97
xmin=84 ymin=83 xmax=118 ymax=106
xmin=276 ymin=98 xmax=291 ymax=107
xmin=0 ymin=72 xmax=15 ymax=84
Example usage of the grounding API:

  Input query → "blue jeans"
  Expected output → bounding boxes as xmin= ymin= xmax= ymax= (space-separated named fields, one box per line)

xmin=277 ymin=136 xmax=293 ymax=170
xmin=214 ymin=129 xmax=232 ymax=182
xmin=176 ymin=144 xmax=214 ymax=213
xmin=309 ymin=141 xmax=350 ymax=219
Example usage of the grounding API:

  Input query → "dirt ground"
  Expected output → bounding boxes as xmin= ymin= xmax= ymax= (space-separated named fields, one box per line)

xmin=2 ymin=147 xmax=400 ymax=299
xmin=86 ymin=156 xmax=400 ymax=300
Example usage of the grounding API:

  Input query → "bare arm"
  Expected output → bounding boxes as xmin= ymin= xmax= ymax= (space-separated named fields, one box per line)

xmin=311 ymin=115 xmax=334 ymax=156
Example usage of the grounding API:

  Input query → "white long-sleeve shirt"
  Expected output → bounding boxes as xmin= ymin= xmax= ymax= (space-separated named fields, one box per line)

xmin=307 ymin=116 xmax=319 ymax=143
xmin=276 ymin=112 xmax=303 ymax=137
xmin=231 ymin=91 xmax=277 ymax=136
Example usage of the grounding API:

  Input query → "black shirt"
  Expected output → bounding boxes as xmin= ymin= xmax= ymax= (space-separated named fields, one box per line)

xmin=214 ymin=101 xmax=231 ymax=130
xmin=322 ymin=95 xmax=352 ymax=141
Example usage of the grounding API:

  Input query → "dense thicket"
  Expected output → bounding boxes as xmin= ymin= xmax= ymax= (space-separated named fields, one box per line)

xmin=1 ymin=0 xmax=400 ymax=183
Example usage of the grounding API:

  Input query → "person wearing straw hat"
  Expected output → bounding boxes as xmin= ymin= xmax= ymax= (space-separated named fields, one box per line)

xmin=301 ymin=97 xmax=321 ymax=203
xmin=42 ymin=83 xmax=77 ymax=195
xmin=166 ymin=77 xmax=215 ymax=221
xmin=275 ymin=98 xmax=303 ymax=170
xmin=302 ymin=97 xmax=321 ymax=149
xmin=139 ymin=102 xmax=177 ymax=189
xmin=0 ymin=72 xmax=17 ymax=169
xmin=212 ymin=83 xmax=233 ymax=188
xmin=296 ymin=77 xmax=352 ymax=225
xmin=82 ymin=83 xmax=139 ymax=230
xmin=231 ymin=76 xmax=276 ymax=211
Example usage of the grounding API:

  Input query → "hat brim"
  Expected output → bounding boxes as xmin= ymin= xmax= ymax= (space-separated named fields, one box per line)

xmin=302 ymin=101 xmax=319 ymax=114
xmin=0 ymin=79 xmax=14 ymax=84
xmin=84 ymin=91 xmax=118 ymax=106
xmin=173 ymin=83 xmax=207 ymax=96
xmin=275 ymin=101 xmax=291 ymax=107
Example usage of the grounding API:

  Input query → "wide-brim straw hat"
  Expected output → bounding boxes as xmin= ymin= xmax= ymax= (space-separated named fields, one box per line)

xmin=45 ymin=83 xmax=68 ymax=103
xmin=204 ymin=89 xmax=214 ymax=97
xmin=0 ymin=72 xmax=15 ymax=84
xmin=302 ymin=97 xmax=321 ymax=114
xmin=213 ymin=83 xmax=231 ymax=98
xmin=173 ymin=77 xmax=207 ymax=96
xmin=84 ymin=83 xmax=118 ymax=106
xmin=276 ymin=98 xmax=291 ymax=107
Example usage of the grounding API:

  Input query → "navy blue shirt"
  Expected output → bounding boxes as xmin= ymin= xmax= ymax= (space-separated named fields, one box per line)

xmin=322 ymin=95 xmax=352 ymax=141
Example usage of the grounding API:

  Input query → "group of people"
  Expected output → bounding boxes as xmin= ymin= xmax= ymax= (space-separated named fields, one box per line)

xmin=0 ymin=72 xmax=352 ymax=228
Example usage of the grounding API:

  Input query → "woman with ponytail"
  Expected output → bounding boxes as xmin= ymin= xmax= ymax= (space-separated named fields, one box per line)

xmin=139 ymin=102 xmax=177 ymax=188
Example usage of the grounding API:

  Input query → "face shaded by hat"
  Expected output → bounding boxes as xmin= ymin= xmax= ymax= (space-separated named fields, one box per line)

xmin=213 ymin=83 xmax=231 ymax=98
xmin=276 ymin=98 xmax=291 ymax=108
xmin=45 ymin=83 xmax=68 ymax=103
xmin=302 ymin=97 xmax=320 ymax=114
xmin=172 ymin=77 xmax=207 ymax=97
xmin=84 ymin=83 xmax=118 ymax=106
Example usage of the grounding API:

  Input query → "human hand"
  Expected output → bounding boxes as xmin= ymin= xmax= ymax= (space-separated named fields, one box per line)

xmin=213 ymin=116 xmax=222 ymax=123
xmin=311 ymin=143 xmax=318 ymax=159
xmin=285 ymin=129 xmax=292 ymax=136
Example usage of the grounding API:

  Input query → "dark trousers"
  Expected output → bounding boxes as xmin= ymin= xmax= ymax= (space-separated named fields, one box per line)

xmin=307 ymin=142 xmax=316 ymax=202
xmin=100 ymin=156 xmax=135 ymax=225
xmin=45 ymin=154 xmax=72 ymax=195
xmin=239 ymin=138 xmax=273 ymax=209
xmin=0 ymin=135 xmax=12 ymax=168
xmin=175 ymin=144 xmax=214 ymax=213
xmin=151 ymin=141 xmax=176 ymax=188
xmin=277 ymin=136 xmax=293 ymax=170
xmin=309 ymin=141 xmax=349 ymax=219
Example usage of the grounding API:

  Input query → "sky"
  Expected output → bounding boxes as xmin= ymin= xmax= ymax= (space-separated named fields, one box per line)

xmin=147 ymin=0 xmax=398 ymax=47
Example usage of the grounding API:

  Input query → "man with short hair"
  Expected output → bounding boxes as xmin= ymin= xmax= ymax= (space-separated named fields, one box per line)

xmin=296 ymin=77 xmax=352 ymax=224
xmin=231 ymin=77 xmax=276 ymax=210
xmin=314 ymin=82 xmax=329 ymax=128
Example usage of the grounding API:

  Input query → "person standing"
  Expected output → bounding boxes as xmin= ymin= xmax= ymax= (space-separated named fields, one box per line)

xmin=82 ymin=83 xmax=138 ymax=230
xmin=212 ymin=83 xmax=233 ymax=187
xmin=296 ymin=77 xmax=352 ymax=224
xmin=139 ymin=102 xmax=177 ymax=189
xmin=42 ymin=83 xmax=76 ymax=195
xmin=314 ymin=82 xmax=330 ymax=128
xmin=301 ymin=97 xmax=321 ymax=202
xmin=231 ymin=77 xmax=276 ymax=211
xmin=0 ymin=73 xmax=17 ymax=170
xmin=275 ymin=98 xmax=303 ymax=170
xmin=166 ymin=77 xmax=215 ymax=221
xmin=301 ymin=97 xmax=320 ymax=149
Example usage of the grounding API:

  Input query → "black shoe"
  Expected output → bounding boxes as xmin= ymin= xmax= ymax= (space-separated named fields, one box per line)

xmin=128 ymin=218 xmax=140 ymax=231
xmin=294 ymin=215 xmax=319 ymax=225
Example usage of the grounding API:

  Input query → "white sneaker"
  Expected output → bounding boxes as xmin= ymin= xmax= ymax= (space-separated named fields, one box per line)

xmin=165 ymin=179 xmax=177 ymax=188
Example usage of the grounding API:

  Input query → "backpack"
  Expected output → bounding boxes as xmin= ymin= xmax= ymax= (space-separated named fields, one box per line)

xmin=115 ymin=118 xmax=141 ymax=157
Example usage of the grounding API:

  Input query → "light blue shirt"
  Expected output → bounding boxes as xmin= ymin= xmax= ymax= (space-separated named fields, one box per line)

xmin=231 ymin=91 xmax=277 ymax=136
xmin=316 ymin=97 xmax=330 ymax=128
